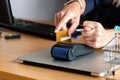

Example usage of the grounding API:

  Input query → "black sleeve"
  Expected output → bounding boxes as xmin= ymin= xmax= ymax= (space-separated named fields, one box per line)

xmin=83 ymin=0 xmax=101 ymax=15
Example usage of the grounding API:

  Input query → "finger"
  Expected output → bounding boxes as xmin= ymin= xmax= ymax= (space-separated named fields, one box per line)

xmin=85 ymin=41 xmax=102 ymax=48
xmin=68 ymin=22 xmax=78 ymax=35
xmin=83 ymin=21 xmax=103 ymax=31
xmin=82 ymin=22 xmax=97 ymax=36
xmin=84 ymin=36 xmax=95 ymax=41
xmin=83 ymin=36 xmax=98 ymax=48
xmin=56 ymin=12 xmax=74 ymax=32
xmin=85 ymin=41 xmax=96 ymax=48
xmin=83 ymin=21 xmax=94 ymax=31
xmin=54 ymin=14 xmax=58 ymax=27
xmin=54 ymin=13 xmax=63 ymax=32
xmin=84 ymin=27 xmax=93 ymax=32
xmin=62 ymin=24 xmax=68 ymax=30
xmin=82 ymin=29 xmax=95 ymax=36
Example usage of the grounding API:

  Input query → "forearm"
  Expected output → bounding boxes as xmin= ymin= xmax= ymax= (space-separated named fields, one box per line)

xmin=64 ymin=0 xmax=86 ymax=15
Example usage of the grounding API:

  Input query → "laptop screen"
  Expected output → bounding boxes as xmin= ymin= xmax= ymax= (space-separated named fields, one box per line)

xmin=0 ymin=0 xmax=13 ymax=25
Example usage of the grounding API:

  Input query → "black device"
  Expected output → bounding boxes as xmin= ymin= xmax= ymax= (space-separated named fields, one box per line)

xmin=0 ymin=0 xmax=14 ymax=25
xmin=5 ymin=33 xmax=21 ymax=39
xmin=51 ymin=42 xmax=94 ymax=61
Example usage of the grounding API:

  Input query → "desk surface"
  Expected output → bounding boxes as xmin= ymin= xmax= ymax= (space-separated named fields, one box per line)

xmin=0 ymin=29 xmax=120 ymax=80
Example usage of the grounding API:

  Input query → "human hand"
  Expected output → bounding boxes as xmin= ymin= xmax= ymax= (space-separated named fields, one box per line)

xmin=82 ymin=21 xmax=114 ymax=48
xmin=54 ymin=2 xmax=82 ymax=35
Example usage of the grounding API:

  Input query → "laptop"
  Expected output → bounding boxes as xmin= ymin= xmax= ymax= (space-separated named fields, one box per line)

xmin=16 ymin=48 xmax=120 ymax=77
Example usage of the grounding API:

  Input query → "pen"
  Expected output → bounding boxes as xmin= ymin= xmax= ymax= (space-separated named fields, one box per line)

xmin=61 ymin=28 xmax=84 ymax=41
xmin=76 ymin=28 xmax=84 ymax=32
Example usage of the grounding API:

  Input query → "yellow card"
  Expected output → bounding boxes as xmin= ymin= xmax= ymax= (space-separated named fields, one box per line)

xmin=56 ymin=30 xmax=71 ymax=42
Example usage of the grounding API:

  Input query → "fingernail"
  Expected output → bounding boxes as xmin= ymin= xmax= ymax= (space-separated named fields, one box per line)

xmin=54 ymin=29 xmax=58 ymax=33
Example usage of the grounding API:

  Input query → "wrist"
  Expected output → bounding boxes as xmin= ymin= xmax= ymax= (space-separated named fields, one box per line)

xmin=64 ymin=0 xmax=82 ymax=9
xmin=64 ymin=0 xmax=86 ymax=15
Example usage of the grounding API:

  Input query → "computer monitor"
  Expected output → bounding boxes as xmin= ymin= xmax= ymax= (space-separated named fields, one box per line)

xmin=0 ymin=0 xmax=13 ymax=25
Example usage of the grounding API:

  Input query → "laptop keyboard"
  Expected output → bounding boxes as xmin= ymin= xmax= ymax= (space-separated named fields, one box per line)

xmin=9 ymin=19 xmax=56 ymax=40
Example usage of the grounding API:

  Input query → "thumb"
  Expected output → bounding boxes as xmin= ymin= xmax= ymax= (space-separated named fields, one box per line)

xmin=84 ymin=26 xmax=93 ymax=32
xmin=83 ymin=21 xmax=94 ymax=32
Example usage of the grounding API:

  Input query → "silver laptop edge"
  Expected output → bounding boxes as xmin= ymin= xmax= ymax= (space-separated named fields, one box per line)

xmin=16 ymin=48 xmax=120 ymax=77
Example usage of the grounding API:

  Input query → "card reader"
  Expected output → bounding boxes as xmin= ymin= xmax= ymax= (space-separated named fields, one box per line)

xmin=51 ymin=42 xmax=94 ymax=61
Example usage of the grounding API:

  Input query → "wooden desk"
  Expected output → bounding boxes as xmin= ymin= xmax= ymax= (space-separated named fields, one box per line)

xmin=0 ymin=29 xmax=119 ymax=80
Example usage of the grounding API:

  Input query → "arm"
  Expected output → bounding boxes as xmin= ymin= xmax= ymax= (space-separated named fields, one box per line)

xmin=54 ymin=0 xmax=101 ymax=35
xmin=54 ymin=0 xmax=86 ymax=35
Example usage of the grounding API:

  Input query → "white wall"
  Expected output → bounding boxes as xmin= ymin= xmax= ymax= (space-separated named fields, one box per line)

xmin=10 ymin=0 xmax=67 ymax=22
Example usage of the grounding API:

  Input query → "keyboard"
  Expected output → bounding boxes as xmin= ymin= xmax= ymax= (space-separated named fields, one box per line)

xmin=8 ymin=19 xmax=56 ymax=40
xmin=4 ymin=19 xmax=82 ymax=40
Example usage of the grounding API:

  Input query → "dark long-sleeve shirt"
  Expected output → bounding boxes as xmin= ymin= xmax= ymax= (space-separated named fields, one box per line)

xmin=82 ymin=0 xmax=120 ymax=28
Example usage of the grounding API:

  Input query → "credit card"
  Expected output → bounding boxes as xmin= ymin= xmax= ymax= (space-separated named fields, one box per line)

xmin=56 ymin=30 xmax=71 ymax=42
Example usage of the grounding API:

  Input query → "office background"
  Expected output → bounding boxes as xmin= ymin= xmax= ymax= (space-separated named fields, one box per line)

xmin=10 ymin=0 xmax=67 ymax=22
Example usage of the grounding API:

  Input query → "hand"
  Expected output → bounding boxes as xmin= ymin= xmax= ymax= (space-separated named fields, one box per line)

xmin=54 ymin=2 xmax=83 ymax=35
xmin=82 ymin=21 xmax=114 ymax=48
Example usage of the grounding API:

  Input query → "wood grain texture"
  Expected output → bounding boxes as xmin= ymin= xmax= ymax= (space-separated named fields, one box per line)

xmin=0 ymin=29 xmax=120 ymax=80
